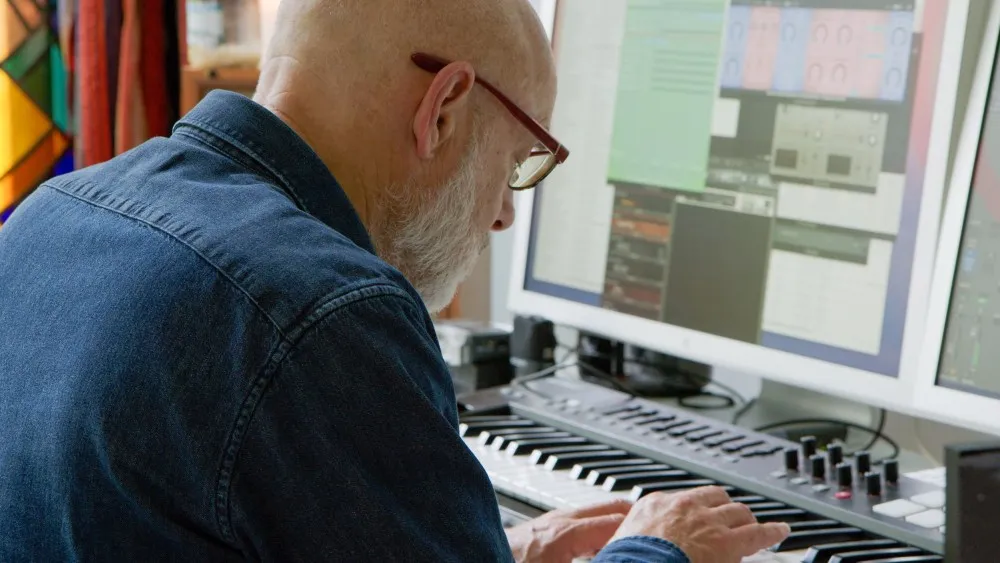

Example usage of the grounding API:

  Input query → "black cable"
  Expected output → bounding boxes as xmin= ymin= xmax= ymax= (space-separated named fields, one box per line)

xmin=753 ymin=417 xmax=900 ymax=461
xmin=576 ymin=361 xmax=638 ymax=398
xmin=731 ymin=397 xmax=757 ymax=425
xmin=858 ymin=409 xmax=886 ymax=453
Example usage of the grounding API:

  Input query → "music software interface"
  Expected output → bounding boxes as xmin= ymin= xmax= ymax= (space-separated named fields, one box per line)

xmin=938 ymin=46 xmax=1000 ymax=399
xmin=526 ymin=0 xmax=950 ymax=376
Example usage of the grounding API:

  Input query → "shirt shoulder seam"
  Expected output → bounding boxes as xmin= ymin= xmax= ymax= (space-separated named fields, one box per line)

xmin=214 ymin=287 xmax=423 ymax=546
xmin=47 ymin=182 xmax=291 ymax=338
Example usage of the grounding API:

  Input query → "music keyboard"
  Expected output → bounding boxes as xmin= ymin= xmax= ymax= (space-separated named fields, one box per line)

xmin=459 ymin=378 xmax=945 ymax=562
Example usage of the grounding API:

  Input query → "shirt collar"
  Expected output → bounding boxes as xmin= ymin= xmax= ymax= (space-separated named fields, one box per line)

xmin=171 ymin=90 xmax=374 ymax=253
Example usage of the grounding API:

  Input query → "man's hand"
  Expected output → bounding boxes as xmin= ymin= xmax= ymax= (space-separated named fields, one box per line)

xmin=506 ymin=499 xmax=632 ymax=563
xmin=610 ymin=486 xmax=791 ymax=563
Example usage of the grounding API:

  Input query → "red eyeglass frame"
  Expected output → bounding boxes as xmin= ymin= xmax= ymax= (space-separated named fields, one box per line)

xmin=410 ymin=52 xmax=569 ymax=166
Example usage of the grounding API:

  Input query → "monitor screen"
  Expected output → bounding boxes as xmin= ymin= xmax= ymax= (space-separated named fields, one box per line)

xmin=522 ymin=0 xmax=954 ymax=378
xmin=936 ymin=38 xmax=1000 ymax=400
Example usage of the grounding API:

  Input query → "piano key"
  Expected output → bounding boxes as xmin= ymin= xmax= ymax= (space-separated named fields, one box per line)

xmin=730 ymin=495 xmax=768 ymax=504
xmin=507 ymin=437 xmax=589 ymax=456
xmin=570 ymin=458 xmax=655 ymax=480
xmin=803 ymin=539 xmax=900 ymax=563
xmin=827 ymin=547 xmax=923 ymax=563
xmin=603 ymin=469 xmax=690 ymax=491
xmin=629 ymin=479 xmax=722 ymax=501
xmin=545 ymin=449 xmax=632 ymax=471
xmin=667 ymin=424 xmax=710 ymax=438
xmin=491 ymin=432 xmax=571 ymax=452
xmin=775 ymin=528 xmax=867 ymax=552
xmin=478 ymin=427 xmax=557 ymax=446
xmin=529 ymin=444 xmax=611 ymax=465
xmin=459 ymin=418 xmax=535 ymax=437
xmin=703 ymin=433 xmax=746 ymax=447
xmin=685 ymin=428 xmax=725 ymax=442
xmin=586 ymin=464 xmax=672 ymax=486
xmin=721 ymin=439 xmax=765 ymax=454
xmin=790 ymin=519 xmax=842 ymax=532
xmin=855 ymin=557 xmax=941 ymax=563
xmin=745 ymin=501 xmax=787 ymax=512
xmin=753 ymin=508 xmax=811 ymax=522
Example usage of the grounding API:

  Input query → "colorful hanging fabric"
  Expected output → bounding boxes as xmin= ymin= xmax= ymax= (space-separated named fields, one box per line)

xmin=114 ymin=0 xmax=145 ymax=153
xmin=1 ymin=0 xmax=74 ymax=226
xmin=77 ymin=0 xmax=112 ymax=167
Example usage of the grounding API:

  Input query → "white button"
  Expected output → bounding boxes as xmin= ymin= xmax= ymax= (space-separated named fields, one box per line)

xmin=873 ymin=499 xmax=925 ymax=518
xmin=910 ymin=490 xmax=945 ymax=508
xmin=905 ymin=509 xmax=945 ymax=529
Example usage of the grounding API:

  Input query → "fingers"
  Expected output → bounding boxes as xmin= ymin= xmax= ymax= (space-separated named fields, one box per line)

xmin=711 ymin=502 xmax=756 ymax=528
xmin=566 ymin=498 xmax=633 ymax=519
xmin=727 ymin=522 xmax=792 ymax=555
xmin=683 ymin=485 xmax=732 ymax=508
xmin=568 ymin=513 xmax=628 ymax=555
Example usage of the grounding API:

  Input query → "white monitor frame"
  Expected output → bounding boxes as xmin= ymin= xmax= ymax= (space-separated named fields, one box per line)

xmin=916 ymin=0 xmax=1000 ymax=436
xmin=509 ymin=0 xmax=969 ymax=413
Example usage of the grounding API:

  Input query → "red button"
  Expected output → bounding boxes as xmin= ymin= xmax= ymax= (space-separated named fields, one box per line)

xmin=834 ymin=491 xmax=852 ymax=500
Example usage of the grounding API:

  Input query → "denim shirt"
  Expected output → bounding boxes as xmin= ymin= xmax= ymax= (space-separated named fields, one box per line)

xmin=0 ymin=91 xmax=685 ymax=563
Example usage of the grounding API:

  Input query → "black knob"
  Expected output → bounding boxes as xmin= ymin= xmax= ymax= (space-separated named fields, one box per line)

xmin=810 ymin=454 xmax=826 ymax=480
xmin=801 ymin=436 xmax=817 ymax=458
xmin=883 ymin=459 xmax=899 ymax=484
xmin=836 ymin=462 xmax=853 ymax=489
xmin=855 ymin=451 xmax=871 ymax=475
xmin=866 ymin=471 xmax=883 ymax=496
xmin=827 ymin=444 xmax=844 ymax=467
xmin=783 ymin=447 xmax=799 ymax=472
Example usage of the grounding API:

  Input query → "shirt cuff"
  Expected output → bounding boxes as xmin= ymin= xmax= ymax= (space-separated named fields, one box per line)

xmin=591 ymin=536 xmax=691 ymax=563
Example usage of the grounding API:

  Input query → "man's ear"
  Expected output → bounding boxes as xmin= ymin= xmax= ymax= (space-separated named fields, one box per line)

xmin=412 ymin=61 xmax=476 ymax=160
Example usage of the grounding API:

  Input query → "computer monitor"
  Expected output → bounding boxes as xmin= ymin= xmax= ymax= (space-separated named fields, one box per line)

xmin=917 ymin=0 xmax=1000 ymax=436
xmin=508 ymin=0 xmax=967 ymax=411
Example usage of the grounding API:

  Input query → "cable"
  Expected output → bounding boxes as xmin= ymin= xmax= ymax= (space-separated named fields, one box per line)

xmin=857 ymin=409 xmax=886 ymax=453
xmin=731 ymin=397 xmax=757 ymax=426
xmin=753 ymin=417 xmax=900 ymax=461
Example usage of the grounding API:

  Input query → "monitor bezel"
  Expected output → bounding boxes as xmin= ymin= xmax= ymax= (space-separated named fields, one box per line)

xmin=508 ymin=0 xmax=968 ymax=413
xmin=916 ymin=0 xmax=1000 ymax=436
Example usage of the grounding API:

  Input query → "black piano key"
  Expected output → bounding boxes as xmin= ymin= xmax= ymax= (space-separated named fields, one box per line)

xmin=685 ymin=428 xmax=725 ymax=442
xmin=729 ymin=495 xmax=767 ymax=504
xmin=459 ymin=419 xmax=535 ymax=437
xmin=529 ymin=444 xmax=610 ymax=465
xmin=721 ymin=439 xmax=765 ymax=454
xmin=703 ymin=433 xmax=745 ymax=447
xmin=752 ymin=508 xmax=811 ymax=522
xmin=803 ymin=539 xmax=900 ymax=563
xmin=478 ymin=427 xmax=556 ymax=446
xmin=545 ymin=449 xmax=632 ymax=471
xmin=828 ymin=547 xmax=923 ymax=563
xmin=650 ymin=419 xmax=694 ymax=432
xmin=601 ymin=403 xmax=641 ymax=416
xmin=789 ymin=519 xmax=842 ymax=532
xmin=634 ymin=415 xmax=677 ymax=426
xmin=603 ymin=469 xmax=690 ymax=492
xmin=629 ymin=480 xmax=724 ymax=501
xmin=775 ymin=528 xmax=867 ymax=552
xmin=586 ymin=464 xmax=672 ymax=486
xmin=570 ymin=458 xmax=654 ymax=480
xmin=507 ymin=437 xmax=589 ymax=456
xmin=667 ymin=424 xmax=710 ymax=438
xmin=491 ymin=432 xmax=570 ymax=451
xmin=856 ymin=558 xmax=941 ymax=563
xmin=745 ymin=501 xmax=786 ymax=512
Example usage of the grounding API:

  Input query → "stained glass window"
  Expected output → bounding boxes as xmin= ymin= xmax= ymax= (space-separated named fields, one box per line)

xmin=1 ymin=0 xmax=72 ymax=227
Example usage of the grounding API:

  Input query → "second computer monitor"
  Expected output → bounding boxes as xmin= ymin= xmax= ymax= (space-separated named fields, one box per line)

xmin=509 ymin=0 xmax=967 ymax=409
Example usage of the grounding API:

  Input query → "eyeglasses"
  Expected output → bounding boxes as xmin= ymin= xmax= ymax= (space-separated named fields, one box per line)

xmin=411 ymin=52 xmax=569 ymax=190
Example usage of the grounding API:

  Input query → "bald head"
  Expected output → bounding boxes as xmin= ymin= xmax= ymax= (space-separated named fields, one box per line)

xmin=253 ymin=0 xmax=558 ymax=312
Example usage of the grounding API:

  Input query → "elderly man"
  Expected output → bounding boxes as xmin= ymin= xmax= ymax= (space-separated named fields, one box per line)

xmin=0 ymin=0 xmax=788 ymax=561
